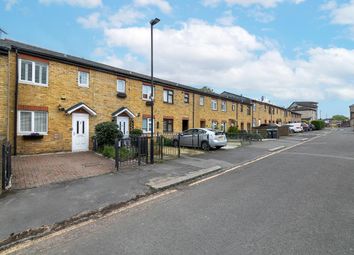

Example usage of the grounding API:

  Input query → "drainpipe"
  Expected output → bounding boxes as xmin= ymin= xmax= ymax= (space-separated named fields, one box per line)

xmin=13 ymin=49 xmax=18 ymax=155
xmin=251 ymin=102 xmax=254 ymax=132
xmin=192 ymin=93 xmax=195 ymax=128
xmin=6 ymin=49 xmax=11 ymax=141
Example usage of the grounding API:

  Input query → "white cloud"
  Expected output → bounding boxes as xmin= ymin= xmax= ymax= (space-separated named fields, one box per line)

xmin=38 ymin=0 xmax=102 ymax=8
xmin=3 ymin=0 xmax=17 ymax=10
xmin=247 ymin=7 xmax=275 ymax=23
xmin=77 ymin=12 xmax=103 ymax=29
xmin=97 ymin=20 xmax=354 ymax=101
xmin=328 ymin=0 xmax=354 ymax=25
xmin=134 ymin=0 xmax=172 ymax=13
xmin=77 ymin=5 xmax=145 ymax=29
xmin=202 ymin=0 xmax=305 ymax=8
xmin=216 ymin=10 xmax=236 ymax=26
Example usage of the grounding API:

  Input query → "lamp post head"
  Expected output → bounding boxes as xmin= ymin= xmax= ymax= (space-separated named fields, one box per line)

xmin=150 ymin=18 xmax=160 ymax=26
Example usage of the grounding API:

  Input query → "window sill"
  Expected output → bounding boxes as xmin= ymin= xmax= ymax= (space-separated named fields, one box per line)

xmin=163 ymin=102 xmax=173 ymax=104
xmin=19 ymin=80 xmax=48 ymax=87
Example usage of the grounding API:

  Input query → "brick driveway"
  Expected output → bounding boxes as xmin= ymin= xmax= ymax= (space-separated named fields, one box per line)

xmin=12 ymin=152 xmax=115 ymax=189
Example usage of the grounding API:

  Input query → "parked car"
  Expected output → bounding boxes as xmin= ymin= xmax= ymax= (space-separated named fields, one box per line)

xmin=173 ymin=128 xmax=227 ymax=150
xmin=308 ymin=123 xmax=315 ymax=131
xmin=301 ymin=123 xmax=309 ymax=132
xmin=283 ymin=123 xmax=303 ymax=133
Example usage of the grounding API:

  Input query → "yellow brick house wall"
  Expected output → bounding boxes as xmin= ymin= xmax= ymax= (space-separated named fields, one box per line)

xmin=0 ymin=54 xmax=9 ymax=141
xmin=4 ymin=50 xmax=301 ymax=155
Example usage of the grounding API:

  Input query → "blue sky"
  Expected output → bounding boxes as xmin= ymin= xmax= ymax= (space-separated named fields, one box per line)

xmin=2 ymin=0 xmax=354 ymax=117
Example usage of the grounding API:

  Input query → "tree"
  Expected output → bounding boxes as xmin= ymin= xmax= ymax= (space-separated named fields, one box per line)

xmin=332 ymin=115 xmax=348 ymax=121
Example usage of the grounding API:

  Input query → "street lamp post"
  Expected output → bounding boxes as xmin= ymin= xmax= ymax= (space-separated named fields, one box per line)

xmin=150 ymin=18 xmax=160 ymax=164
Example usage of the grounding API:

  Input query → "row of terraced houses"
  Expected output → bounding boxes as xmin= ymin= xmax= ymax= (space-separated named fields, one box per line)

xmin=0 ymin=39 xmax=301 ymax=155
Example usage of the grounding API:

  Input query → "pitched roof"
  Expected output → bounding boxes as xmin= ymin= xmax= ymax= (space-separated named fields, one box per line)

xmin=220 ymin=91 xmax=252 ymax=105
xmin=0 ymin=39 xmax=235 ymax=102
xmin=289 ymin=101 xmax=318 ymax=109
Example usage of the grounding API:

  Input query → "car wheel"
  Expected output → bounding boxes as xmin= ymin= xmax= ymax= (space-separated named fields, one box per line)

xmin=201 ymin=141 xmax=210 ymax=151
xmin=173 ymin=140 xmax=179 ymax=147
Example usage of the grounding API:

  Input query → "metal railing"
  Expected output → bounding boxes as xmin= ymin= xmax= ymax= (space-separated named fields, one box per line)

xmin=114 ymin=134 xmax=180 ymax=171
xmin=1 ymin=141 xmax=12 ymax=191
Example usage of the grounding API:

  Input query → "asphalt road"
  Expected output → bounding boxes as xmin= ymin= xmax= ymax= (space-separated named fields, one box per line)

xmin=8 ymin=129 xmax=354 ymax=255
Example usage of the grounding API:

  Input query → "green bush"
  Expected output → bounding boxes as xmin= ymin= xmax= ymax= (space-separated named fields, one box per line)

xmin=130 ymin=128 xmax=143 ymax=137
xmin=95 ymin=122 xmax=122 ymax=146
xmin=227 ymin=126 xmax=238 ymax=134
xmin=163 ymin=137 xmax=173 ymax=146
xmin=311 ymin=120 xmax=325 ymax=130
xmin=102 ymin=145 xmax=115 ymax=158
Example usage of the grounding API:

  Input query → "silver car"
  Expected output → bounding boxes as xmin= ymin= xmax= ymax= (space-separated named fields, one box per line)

xmin=173 ymin=128 xmax=227 ymax=150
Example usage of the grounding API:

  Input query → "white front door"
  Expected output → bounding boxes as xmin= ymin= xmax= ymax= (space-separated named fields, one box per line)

xmin=72 ymin=113 xmax=89 ymax=152
xmin=117 ymin=116 xmax=129 ymax=138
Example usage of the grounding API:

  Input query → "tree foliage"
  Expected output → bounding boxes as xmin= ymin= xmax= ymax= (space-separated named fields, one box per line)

xmin=95 ymin=122 xmax=122 ymax=146
xmin=332 ymin=115 xmax=348 ymax=121
xmin=311 ymin=120 xmax=325 ymax=130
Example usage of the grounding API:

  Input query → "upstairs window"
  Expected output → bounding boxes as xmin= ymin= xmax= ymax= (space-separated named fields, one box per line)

xmin=221 ymin=101 xmax=227 ymax=112
xmin=199 ymin=96 xmax=204 ymax=106
xmin=253 ymin=103 xmax=256 ymax=112
xmin=117 ymin=79 xmax=126 ymax=93
xmin=18 ymin=110 xmax=48 ymax=135
xmin=211 ymin=99 xmax=217 ymax=111
xmin=19 ymin=59 xmax=48 ymax=86
xmin=247 ymin=106 xmax=251 ymax=115
xmin=78 ymin=71 xmax=89 ymax=87
xmin=163 ymin=89 xmax=174 ymax=104
xmin=142 ymin=85 xmax=154 ymax=101
xmin=184 ymin=93 xmax=190 ymax=103
xmin=240 ymin=105 xmax=244 ymax=112
xmin=232 ymin=104 xmax=236 ymax=112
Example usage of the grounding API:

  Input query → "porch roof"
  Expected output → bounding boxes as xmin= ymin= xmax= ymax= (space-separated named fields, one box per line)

xmin=65 ymin=102 xmax=97 ymax=116
xmin=112 ymin=107 xmax=135 ymax=118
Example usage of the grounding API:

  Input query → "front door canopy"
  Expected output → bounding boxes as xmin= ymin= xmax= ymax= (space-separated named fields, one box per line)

xmin=66 ymin=102 xmax=97 ymax=116
xmin=112 ymin=107 xmax=135 ymax=118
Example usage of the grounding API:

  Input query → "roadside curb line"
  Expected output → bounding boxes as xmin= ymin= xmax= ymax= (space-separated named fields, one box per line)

xmin=146 ymin=166 xmax=222 ymax=190
xmin=0 ymin=133 xmax=326 ymax=253
xmin=268 ymin=146 xmax=286 ymax=152
xmin=0 ymin=165 xmax=223 ymax=253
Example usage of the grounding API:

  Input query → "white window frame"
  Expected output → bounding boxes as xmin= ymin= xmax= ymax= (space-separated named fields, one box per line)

xmin=17 ymin=110 xmax=48 ymax=135
xmin=221 ymin=101 xmax=227 ymax=112
xmin=142 ymin=85 xmax=154 ymax=101
xmin=78 ymin=71 xmax=89 ymax=88
xmin=18 ymin=59 xmax=48 ymax=87
xmin=211 ymin=99 xmax=217 ymax=111
xmin=232 ymin=104 xmax=236 ymax=112
xmin=117 ymin=79 xmax=126 ymax=93
xmin=199 ymin=96 xmax=204 ymax=106
xmin=163 ymin=89 xmax=174 ymax=104
xmin=142 ymin=118 xmax=154 ymax=133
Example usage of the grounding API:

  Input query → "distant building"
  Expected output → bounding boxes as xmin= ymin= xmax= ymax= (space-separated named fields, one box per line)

xmin=350 ymin=104 xmax=354 ymax=128
xmin=288 ymin=101 xmax=318 ymax=122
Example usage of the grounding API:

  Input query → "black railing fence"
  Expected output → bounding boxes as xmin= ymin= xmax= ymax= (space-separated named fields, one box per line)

xmin=1 ymin=141 xmax=12 ymax=191
xmin=114 ymin=134 xmax=180 ymax=171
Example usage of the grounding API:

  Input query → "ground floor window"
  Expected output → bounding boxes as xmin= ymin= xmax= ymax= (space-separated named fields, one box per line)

xmin=163 ymin=119 xmax=173 ymax=133
xmin=211 ymin=121 xmax=218 ymax=129
xmin=240 ymin=122 xmax=244 ymax=130
xmin=18 ymin=110 xmax=48 ymax=135
xmin=142 ymin=118 xmax=154 ymax=133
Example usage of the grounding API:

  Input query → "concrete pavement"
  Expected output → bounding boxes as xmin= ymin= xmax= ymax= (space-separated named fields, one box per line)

xmin=0 ymin=131 xmax=322 ymax=250
xmin=5 ymin=128 xmax=354 ymax=255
